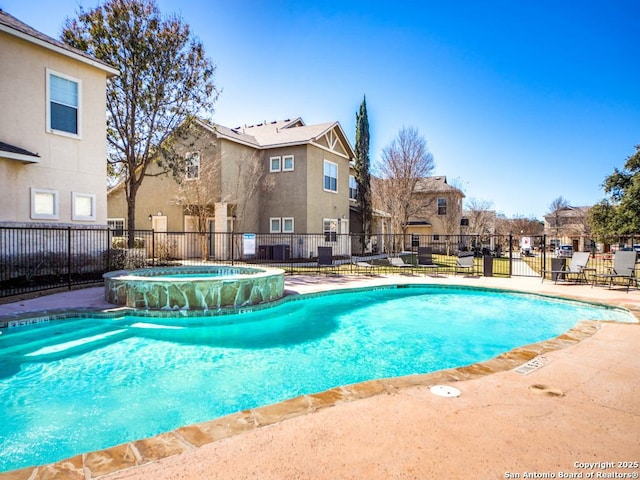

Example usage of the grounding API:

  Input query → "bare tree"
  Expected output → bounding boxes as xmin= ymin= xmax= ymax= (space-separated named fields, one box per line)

xmin=226 ymin=152 xmax=275 ymax=231
xmin=373 ymin=126 xmax=435 ymax=246
xmin=465 ymin=198 xmax=495 ymax=235
xmin=172 ymin=150 xmax=221 ymax=260
xmin=548 ymin=196 xmax=570 ymax=239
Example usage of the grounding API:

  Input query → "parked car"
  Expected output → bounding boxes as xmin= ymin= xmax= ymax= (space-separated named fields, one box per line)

xmin=555 ymin=244 xmax=574 ymax=258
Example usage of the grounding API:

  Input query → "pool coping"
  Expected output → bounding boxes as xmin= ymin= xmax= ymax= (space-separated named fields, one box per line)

xmin=1 ymin=282 xmax=639 ymax=479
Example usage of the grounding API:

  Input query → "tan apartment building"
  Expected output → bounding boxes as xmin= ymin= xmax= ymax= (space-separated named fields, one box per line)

xmin=404 ymin=176 xmax=465 ymax=238
xmin=0 ymin=10 xmax=118 ymax=226
xmin=544 ymin=205 xmax=592 ymax=251
xmin=107 ymin=117 xmax=355 ymax=258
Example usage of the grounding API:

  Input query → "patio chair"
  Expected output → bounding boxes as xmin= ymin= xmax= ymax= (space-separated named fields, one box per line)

xmin=317 ymin=246 xmax=335 ymax=274
xmin=415 ymin=247 xmax=439 ymax=275
xmin=389 ymin=256 xmax=413 ymax=273
xmin=592 ymin=250 xmax=637 ymax=292
xmin=353 ymin=259 xmax=376 ymax=275
xmin=541 ymin=251 xmax=591 ymax=284
xmin=455 ymin=254 xmax=475 ymax=275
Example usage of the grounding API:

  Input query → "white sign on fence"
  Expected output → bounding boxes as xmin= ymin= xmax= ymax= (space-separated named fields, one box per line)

xmin=243 ymin=233 xmax=256 ymax=255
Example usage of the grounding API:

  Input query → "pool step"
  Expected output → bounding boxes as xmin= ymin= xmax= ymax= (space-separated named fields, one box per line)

xmin=0 ymin=322 xmax=128 ymax=359
xmin=23 ymin=329 xmax=129 ymax=361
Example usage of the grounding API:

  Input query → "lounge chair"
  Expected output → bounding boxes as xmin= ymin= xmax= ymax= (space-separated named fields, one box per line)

xmin=352 ymin=258 xmax=376 ymax=274
xmin=455 ymin=254 xmax=475 ymax=275
xmin=541 ymin=251 xmax=591 ymax=284
xmin=415 ymin=247 xmax=439 ymax=275
xmin=317 ymin=246 xmax=335 ymax=274
xmin=592 ymin=250 xmax=637 ymax=292
xmin=389 ymin=256 xmax=413 ymax=272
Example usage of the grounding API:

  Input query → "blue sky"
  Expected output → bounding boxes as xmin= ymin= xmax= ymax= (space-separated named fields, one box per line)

xmin=3 ymin=0 xmax=639 ymax=219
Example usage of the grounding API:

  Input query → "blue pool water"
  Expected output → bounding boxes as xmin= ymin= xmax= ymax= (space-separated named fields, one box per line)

xmin=0 ymin=285 xmax=635 ymax=472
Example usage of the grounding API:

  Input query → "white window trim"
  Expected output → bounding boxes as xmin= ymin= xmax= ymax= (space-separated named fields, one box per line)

xmin=72 ymin=192 xmax=96 ymax=221
xmin=46 ymin=68 xmax=82 ymax=139
xmin=185 ymin=152 xmax=200 ymax=180
xmin=282 ymin=217 xmax=294 ymax=233
xmin=31 ymin=188 xmax=59 ymax=220
xmin=108 ymin=218 xmax=126 ymax=231
xmin=323 ymin=159 xmax=338 ymax=193
xmin=270 ymin=217 xmax=282 ymax=233
xmin=437 ymin=197 xmax=447 ymax=216
xmin=323 ymin=218 xmax=338 ymax=242
xmin=282 ymin=154 xmax=295 ymax=172
xmin=349 ymin=174 xmax=357 ymax=200
xmin=270 ymin=156 xmax=281 ymax=172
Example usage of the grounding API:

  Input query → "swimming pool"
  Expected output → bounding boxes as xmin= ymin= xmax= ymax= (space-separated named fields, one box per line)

xmin=0 ymin=285 xmax=635 ymax=472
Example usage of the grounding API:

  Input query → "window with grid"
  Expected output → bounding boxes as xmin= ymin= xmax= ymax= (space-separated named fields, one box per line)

xmin=323 ymin=218 xmax=338 ymax=242
xmin=185 ymin=152 xmax=200 ymax=180
xmin=437 ymin=198 xmax=447 ymax=215
xmin=108 ymin=218 xmax=125 ymax=236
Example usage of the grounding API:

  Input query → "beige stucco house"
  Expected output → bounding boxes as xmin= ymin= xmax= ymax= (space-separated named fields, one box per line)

xmin=0 ymin=10 xmax=118 ymax=226
xmin=404 ymin=176 xmax=465 ymax=238
xmin=107 ymin=117 xmax=355 ymax=258
xmin=544 ymin=205 xmax=592 ymax=251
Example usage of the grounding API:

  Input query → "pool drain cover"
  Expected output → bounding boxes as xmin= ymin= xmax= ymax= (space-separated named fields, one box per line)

xmin=430 ymin=385 xmax=461 ymax=397
xmin=514 ymin=355 xmax=550 ymax=375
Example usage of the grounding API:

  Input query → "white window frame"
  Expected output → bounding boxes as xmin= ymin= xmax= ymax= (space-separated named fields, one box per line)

xmin=270 ymin=217 xmax=282 ymax=233
xmin=270 ymin=156 xmax=281 ymax=172
xmin=349 ymin=175 xmax=357 ymax=200
xmin=282 ymin=217 xmax=294 ymax=233
xmin=323 ymin=218 xmax=338 ymax=242
xmin=31 ymin=188 xmax=59 ymax=220
xmin=72 ymin=192 xmax=96 ymax=221
xmin=46 ymin=68 xmax=82 ymax=138
xmin=323 ymin=160 xmax=338 ymax=193
xmin=437 ymin=197 xmax=447 ymax=216
xmin=282 ymin=154 xmax=294 ymax=171
xmin=108 ymin=218 xmax=125 ymax=235
xmin=185 ymin=152 xmax=200 ymax=180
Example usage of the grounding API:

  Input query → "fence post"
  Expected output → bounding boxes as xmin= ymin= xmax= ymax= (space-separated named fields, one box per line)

xmin=106 ymin=228 xmax=111 ymax=272
xmin=508 ymin=234 xmax=513 ymax=277
xmin=151 ymin=230 xmax=155 ymax=267
xmin=67 ymin=227 xmax=72 ymax=290
xmin=542 ymin=234 xmax=547 ymax=279
xmin=231 ymin=232 xmax=235 ymax=266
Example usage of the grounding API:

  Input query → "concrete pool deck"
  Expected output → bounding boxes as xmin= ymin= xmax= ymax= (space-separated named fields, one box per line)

xmin=0 ymin=274 xmax=639 ymax=479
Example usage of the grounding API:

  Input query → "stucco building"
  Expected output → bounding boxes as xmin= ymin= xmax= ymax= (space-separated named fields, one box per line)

xmin=404 ymin=176 xmax=465 ymax=238
xmin=0 ymin=10 xmax=118 ymax=226
xmin=107 ymin=117 xmax=355 ymax=257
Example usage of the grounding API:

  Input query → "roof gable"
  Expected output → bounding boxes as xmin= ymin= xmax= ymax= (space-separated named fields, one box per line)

xmin=414 ymin=176 xmax=464 ymax=196
xmin=0 ymin=9 xmax=118 ymax=76
xmin=203 ymin=117 xmax=355 ymax=158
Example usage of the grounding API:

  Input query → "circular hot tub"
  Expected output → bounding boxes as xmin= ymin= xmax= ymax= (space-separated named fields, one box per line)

xmin=103 ymin=265 xmax=285 ymax=310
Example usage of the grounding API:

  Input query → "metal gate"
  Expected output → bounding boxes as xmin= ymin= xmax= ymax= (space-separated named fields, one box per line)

xmin=509 ymin=234 xmax=545 ymax=277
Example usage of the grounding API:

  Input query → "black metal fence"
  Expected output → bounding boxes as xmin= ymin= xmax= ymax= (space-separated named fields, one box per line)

xmin=2 ymin=226 xmax=639 ymax=298
xmin=1 ymin=226 xmax=110 ymax=297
